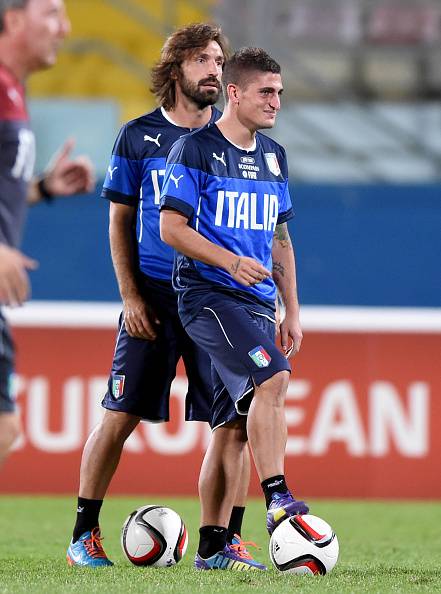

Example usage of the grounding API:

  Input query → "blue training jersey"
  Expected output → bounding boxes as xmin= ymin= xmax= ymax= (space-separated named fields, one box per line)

xmin=101 ymin=106 xmax=221 ymax=281
xmin=160 ymin=123 xmax=293 ymax=324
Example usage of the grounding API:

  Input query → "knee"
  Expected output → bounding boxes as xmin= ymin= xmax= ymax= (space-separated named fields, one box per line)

xmin=99 ymin=410 xmax=140 ymax=442
xmin=213 ymin=418 xmax=248 ymax=448
xmin=258 ymin=370 xmax=290 ymax=406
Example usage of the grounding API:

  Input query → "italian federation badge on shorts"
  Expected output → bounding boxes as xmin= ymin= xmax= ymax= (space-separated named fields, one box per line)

xmin=112 ymin=374 xmax=125 ymax=399
xmin=248 ymin=345 xmax=272 ymax=368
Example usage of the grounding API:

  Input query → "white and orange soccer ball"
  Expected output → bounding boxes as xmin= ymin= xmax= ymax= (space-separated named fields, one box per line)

xmin=121 ymin=505 xmax=188 ymax=567
xmin=269 ymin=514 xmax=339 ymax=575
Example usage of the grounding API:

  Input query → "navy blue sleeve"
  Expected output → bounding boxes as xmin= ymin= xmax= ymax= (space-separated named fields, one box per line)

xmin=101 ymin=124 xmax=140 ymax=206
xmin=276 ymin=145 xmax=294 ymax=224
xmin=159 ymin=136 xmax=206 ymax=219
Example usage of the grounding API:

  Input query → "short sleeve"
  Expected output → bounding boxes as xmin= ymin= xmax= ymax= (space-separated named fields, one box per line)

xmin=277 ymin=146 xmax=293 ymax=224
xmin=101 ymin=125 xmax=140 ymax=206
xmin=160 ymin=136 xmax=206 ymax=219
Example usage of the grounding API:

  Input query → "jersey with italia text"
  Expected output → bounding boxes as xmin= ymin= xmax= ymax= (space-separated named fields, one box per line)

xmin=160 ymin=124 xmax=293 ymax=326
xmin=0 ymin=64 xmax=35 ymax=248
xmin=101 ymin=106 xmax=221 ymax=282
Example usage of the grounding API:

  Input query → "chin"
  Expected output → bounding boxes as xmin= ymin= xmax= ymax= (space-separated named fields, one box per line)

xmin=196 ymin=93 xmax=219 ymax=108
xmin=203 ymin=89 xmax=220 ymax=101
xmin=34 ymin=55 xmax=57 ymax=71
xmin=259 ymin=120 xmax=276 ymax=130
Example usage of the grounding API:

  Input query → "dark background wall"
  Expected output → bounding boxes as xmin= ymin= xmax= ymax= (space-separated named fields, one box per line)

xmin=22 ymin=183 xmax=441 ymax=306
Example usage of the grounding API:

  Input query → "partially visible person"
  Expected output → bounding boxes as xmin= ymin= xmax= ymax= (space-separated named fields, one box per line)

xmin=65 ymin=23 xmax=264 ymax=571
xmin=0 ymin=0 xmax=95 ymax=465
xmin=160 ymin=47 xmax=309 ymax=569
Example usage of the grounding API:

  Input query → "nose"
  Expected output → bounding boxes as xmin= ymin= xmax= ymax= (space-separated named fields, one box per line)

xmin=60 ymin=11 xmax=71 ymax=38
xmin=208 ymin=58 xmax=221 ymax=78
xmin=270 ymin=93 xmax=281 ymax=111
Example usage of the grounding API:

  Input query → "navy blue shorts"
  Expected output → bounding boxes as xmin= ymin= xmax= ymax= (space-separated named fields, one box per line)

xmin=102 ymin=276 xmax=212 ymax=422
xmin=184 ymin=294 xmax=291 ymax=429
xmin=0 ymin=312 xmax=15 ymax=413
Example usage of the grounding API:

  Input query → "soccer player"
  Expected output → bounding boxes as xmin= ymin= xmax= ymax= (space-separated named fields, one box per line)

xmin=67 ymin=24 xmax=264 ymax=570
xmin=160 ymin=47 xmax=309 ymax=569
xmin=0 ymin=0 xmax=94 ymax=466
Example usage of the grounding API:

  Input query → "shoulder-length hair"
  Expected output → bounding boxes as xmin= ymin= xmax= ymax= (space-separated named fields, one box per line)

xmin=151 ymin=23 xmax=230 ymax=110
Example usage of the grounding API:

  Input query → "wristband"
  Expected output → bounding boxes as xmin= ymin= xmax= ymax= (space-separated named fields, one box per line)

xmin=37 ymin=177 xmax=54 ymax=203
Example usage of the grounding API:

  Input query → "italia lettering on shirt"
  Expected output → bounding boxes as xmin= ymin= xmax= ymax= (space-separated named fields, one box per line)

xmin=214 ymin=190 xmax=279 ymax=230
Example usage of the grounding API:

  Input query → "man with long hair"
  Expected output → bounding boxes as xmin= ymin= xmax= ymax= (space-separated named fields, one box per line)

xmin=67 ymin=24 xmax=264 ymax=570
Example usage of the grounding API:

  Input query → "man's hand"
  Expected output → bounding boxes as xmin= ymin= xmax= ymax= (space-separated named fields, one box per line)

xmin=0 ymin=245 xmax=38 ymax=306
xmin=123 ymin=294 xmax=160 ymax=340
xmin=275 ymin=291 xmax=286 ymax=335
xmin=280 ymin=312 xmax=303 ymax=359
xmin=43 ymin=138 xmax=95 ymax=197
xmin=229 ymin=256 xmax=271 ymax=287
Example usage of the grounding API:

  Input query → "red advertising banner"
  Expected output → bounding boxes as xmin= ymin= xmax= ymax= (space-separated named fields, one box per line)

xmin=1 ymin=304 xmax=440 ymax=498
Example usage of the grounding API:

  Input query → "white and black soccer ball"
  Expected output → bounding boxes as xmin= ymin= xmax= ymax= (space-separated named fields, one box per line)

xmin=121 ymin=505 xmax=188 ymax=567
xmin=269 ymin=514 xmax=339 ymax=575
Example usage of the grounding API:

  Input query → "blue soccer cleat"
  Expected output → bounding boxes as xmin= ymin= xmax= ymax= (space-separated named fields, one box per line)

xmin=195 ymin=541 xmax=267 ymax=570
xmin=66 ymin=527 xmax=113 ymax=567
xmin=266 ymin=491 xmax=309 ymax=534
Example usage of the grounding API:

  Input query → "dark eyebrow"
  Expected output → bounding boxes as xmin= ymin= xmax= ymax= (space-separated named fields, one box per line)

xmin=195 ymin=51 xmax=224 ymax=62
xmin=259 ymin=87 xmax=284 ymax=94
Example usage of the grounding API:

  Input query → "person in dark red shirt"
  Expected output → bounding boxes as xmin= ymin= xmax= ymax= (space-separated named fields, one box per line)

xmin=0 ymin=0 xmax=95 ymax=465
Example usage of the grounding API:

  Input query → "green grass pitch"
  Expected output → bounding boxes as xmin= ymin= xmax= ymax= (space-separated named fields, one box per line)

xmin=0 ymin=496 xmax=440 ymax=594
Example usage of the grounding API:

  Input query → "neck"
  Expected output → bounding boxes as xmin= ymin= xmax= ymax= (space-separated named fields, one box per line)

xmin=215 ymin=110 xmax=256 ymax=149
xmin=0 ymin=41 xmax=29 ymax=82
xmin=166 ymin=95 xmax=214 ymax=129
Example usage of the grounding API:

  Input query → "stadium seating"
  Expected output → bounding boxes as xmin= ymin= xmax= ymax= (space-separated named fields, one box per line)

xmin=28 ymin=0 xmax=215 ymax=122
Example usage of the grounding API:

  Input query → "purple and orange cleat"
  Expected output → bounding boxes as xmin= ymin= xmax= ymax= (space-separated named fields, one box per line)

xmin=266 ymin=491 xmax=309 ymax=534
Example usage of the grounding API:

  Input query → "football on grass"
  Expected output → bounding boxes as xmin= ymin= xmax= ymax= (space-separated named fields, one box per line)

xmin=121 ymin=505 xmax=188 ymax=567
xmin=269 ymin=514 xmax=339 ymax=575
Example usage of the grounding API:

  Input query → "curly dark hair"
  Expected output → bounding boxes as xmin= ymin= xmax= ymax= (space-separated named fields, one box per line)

xmin=151 ymin=22 xmax=230 ymax=110
xmin=222 ymin=47 xmax=281 ymax=98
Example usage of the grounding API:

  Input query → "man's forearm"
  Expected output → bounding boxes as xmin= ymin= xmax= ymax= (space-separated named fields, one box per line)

xmin=27 ymin=177 xmax=44 ymax=204
xmin=160 ymin=209 xmax=238 ymax=274
xmin=109 ymin=205 xmax=140 ymax=301
xmin=272 ymin=223 xmax=300 ymax=315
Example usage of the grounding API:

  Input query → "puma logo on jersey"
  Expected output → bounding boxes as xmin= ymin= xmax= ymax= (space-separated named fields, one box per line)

xmin=144 ymin=133 xmax=161 ymax=147
xmin=170 ymin=174 xmax=183 ymax=188
xmin=212 ymin=151 xmax=226 ymax=166
xmin=107 ymin=166 xmax=118 ymax=180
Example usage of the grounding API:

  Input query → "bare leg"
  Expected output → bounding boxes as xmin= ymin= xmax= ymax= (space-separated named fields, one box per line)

xmin=247 ymin=370 xmax=290 ymax=481
xmin=79 ymin=410 xmax=140 ymax=499
xmin=198 ymin=418 xmax=248 ymax=527
xmin=234 ymin=444 xmax=251 ymax=508
xmin=0 ymin=412 xmax=20 ymax=467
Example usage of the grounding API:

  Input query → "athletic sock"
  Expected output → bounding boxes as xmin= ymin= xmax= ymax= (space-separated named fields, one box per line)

xmin=72 ymin=497 xmax=103 ymax=542
xmin=261 ymin=475 xmax=289 ymax=508
xmin=227 ymin=506 xmax=245 ymax=543
xmin=198 ymin=526 xmax=228 ymax=558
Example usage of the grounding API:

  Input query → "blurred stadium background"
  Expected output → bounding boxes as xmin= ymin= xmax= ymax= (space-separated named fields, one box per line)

xmin=2 ymin=0 xmax=440 ymax=500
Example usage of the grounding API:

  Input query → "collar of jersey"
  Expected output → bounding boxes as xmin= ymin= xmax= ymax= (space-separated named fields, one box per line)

xmin=160 ymin=106 xmax=216 ymax=131
xmin=214 ymin=124 xmax=257 ymax=153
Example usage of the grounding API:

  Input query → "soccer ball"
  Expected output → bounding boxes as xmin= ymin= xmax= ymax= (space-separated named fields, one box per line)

xmin=121 ymin=505 xmax=188 ymax=567
xmin=269 ymin=514 xmax=339 ymax=575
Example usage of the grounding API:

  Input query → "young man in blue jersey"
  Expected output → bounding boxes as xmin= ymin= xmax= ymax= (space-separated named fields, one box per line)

xmin=67 ymin=24 xmax=264 ymax=570
xmin=0 ymin=0 xmax=94 ymax=466
xmin=160 ymin=47 xmax=309 ymax=569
